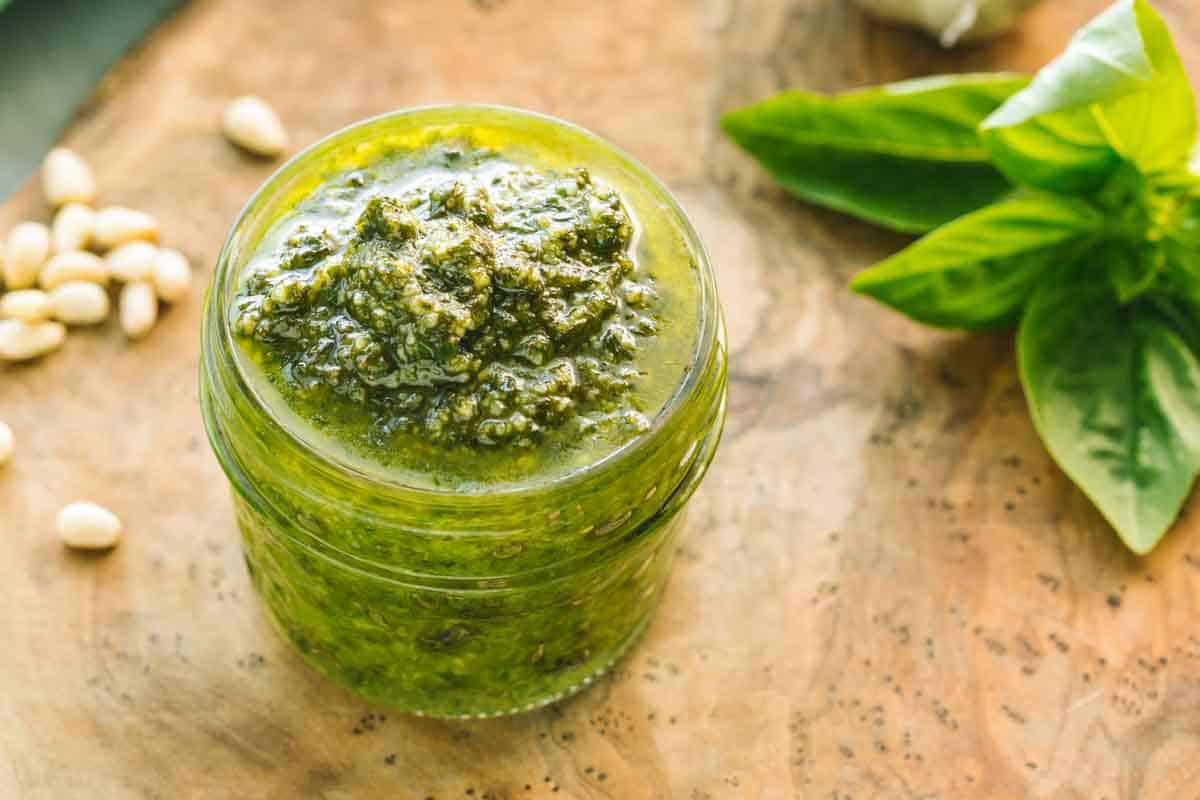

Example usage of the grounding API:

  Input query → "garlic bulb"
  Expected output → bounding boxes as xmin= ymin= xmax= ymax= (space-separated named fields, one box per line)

xmin=854 ymin=0 xmax=1042 ymax=47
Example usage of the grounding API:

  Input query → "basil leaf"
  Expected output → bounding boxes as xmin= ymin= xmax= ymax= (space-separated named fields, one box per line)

xmin=721 ymin=73 xmax=1028 ymax=233
xmin=982 ymin=0 xmax=1195 ymax=191
xmin=1019 ymin=267 xmax=1200 ymax=554
xmin=1097 ymin=0 xmax=1196 ymax=173
xmin=849 ymin=193 xmax=1103 ymax=329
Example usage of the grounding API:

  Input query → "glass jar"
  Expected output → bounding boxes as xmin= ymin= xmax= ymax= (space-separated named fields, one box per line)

xmin=200 ymin=106 xmax=727 ymax=718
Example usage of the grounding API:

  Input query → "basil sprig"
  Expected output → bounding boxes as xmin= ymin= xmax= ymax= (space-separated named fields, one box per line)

xmin=723 ymin=0 xmax=1200 ymax=554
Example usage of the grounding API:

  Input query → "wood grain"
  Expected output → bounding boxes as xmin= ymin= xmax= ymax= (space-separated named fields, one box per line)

xmin=3 ymin=1 xmax=1200 ymax=797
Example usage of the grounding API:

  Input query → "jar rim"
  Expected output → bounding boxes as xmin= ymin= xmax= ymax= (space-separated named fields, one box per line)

xmin=208 ymin=104 xmax=721 ymax=498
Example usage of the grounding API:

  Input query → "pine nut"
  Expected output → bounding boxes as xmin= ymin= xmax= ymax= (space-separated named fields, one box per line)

xmin=56 ymin=502 xmax=122 ymax=550
xmin=152 ymin=248 xmax=191 ymax=303
xmin=40 ymin=250 xmax=108 ymax=290
xmin=43 ymin=148 xmax=97 ymax=207
xmin=51 ymin=203 xmax=96 ymax=253
xmin=119 ymin=281 xmax=158 ymax=339
xmin=0 ymin=289 xmax=53 ymax=322
xmin=4 ymin=222 xmax=51 ymax=290
xmin=106 ymin=241 xmax=157 ymax=282
xmin=50 ymin=281 xmax=110 ymax=326
xmin=222 ymin=96 xmax=289 ymax=157
xmin=0 ymin=319 xmax=66 ymax=361
xmin=93 ymin=207 xmax=159 ymax=251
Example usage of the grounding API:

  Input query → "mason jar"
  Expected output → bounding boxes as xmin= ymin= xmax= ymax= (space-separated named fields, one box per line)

xmin=200 ymin=105 xmax=727 ymax=718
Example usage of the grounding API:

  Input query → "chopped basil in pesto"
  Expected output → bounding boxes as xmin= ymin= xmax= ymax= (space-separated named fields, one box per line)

xmin=233 ymin=148 xmax=662 ymax=453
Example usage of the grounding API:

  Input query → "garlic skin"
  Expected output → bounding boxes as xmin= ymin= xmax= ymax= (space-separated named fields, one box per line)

xmin=854 ymin=0 xmax=1042 ymax=47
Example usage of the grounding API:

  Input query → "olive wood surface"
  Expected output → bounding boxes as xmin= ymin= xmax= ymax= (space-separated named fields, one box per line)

xmin=2 ymin=1 xmax=1200 ymax=797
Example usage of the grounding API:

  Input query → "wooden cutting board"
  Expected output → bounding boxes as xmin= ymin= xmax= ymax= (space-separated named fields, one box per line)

xmin=3 ymin=1 xmax=1199 ymax=797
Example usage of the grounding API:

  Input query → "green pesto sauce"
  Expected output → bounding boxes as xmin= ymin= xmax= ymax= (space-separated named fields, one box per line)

xmin=232 ymin=140 xmax=699 ymax=489
xmin=234 ymin=490 xmax=690 ymax=716
xmin=208 ymin=114 xmax=723 ymax=716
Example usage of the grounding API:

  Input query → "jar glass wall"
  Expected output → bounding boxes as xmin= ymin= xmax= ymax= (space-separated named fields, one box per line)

xmin=200 ymin=106 xmax=727 ymax=718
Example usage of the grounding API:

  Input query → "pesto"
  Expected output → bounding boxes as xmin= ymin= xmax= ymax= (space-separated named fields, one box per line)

xmin=233 ymin=148 xmax=663 ymax=465
xmin=233 ymin=489 xmax=690 ymax=716
xmin=201 ymin=107 xmax=727 ymax=717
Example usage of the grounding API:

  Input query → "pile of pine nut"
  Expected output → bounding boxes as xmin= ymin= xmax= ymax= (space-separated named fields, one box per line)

xmin=1 ymin=147 xmax=192 ymax=359
xmin=1 ymin=96 xmax=289 ymax=551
